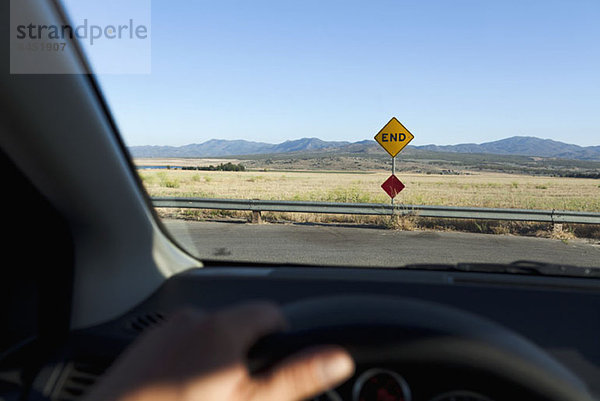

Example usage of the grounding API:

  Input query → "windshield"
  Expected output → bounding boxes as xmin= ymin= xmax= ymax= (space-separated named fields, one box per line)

xmin=62 ymin=0 xmax=600 ymax=270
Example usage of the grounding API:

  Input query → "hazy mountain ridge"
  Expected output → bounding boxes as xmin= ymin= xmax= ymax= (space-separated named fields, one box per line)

xmin=130 ymin=138 xmax=348 ymax=158
xmin=130 ymin=136 xmax=600 ymax=160
xmin=417 ymin=136 xmax=600 ymax=159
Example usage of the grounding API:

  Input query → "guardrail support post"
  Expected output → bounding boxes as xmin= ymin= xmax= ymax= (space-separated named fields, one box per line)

xmin=251 ymin=210 xmax=262 ymax=224
xmin=552 ymin=223 xmax=564 ymax=236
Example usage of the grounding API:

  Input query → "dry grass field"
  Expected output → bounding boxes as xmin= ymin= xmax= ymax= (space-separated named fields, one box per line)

xmin=139 ymin=169 xmax=600 ymax=212
xmin=138 ymin=169 xmax=600 ymax=239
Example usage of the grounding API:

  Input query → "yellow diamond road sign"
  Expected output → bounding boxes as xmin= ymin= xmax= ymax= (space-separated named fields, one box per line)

xmin=374 ymin=117 xmax=414 ymax=157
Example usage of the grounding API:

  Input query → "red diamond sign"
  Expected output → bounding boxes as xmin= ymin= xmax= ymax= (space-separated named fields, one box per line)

xmin=381 ymin=175 xmax=405 ymax=199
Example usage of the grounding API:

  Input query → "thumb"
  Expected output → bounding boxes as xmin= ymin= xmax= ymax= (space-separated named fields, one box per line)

xmin=251 ymin=346 xmax=354 ymax=401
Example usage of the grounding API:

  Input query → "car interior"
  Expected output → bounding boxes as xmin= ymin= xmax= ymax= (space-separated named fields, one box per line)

xmin=1 ymin=1 xmax=599 ymax=401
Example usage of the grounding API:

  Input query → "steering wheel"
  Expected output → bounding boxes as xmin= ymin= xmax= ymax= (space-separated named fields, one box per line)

xmin=248 ymin=295 xmax=594 ymax=401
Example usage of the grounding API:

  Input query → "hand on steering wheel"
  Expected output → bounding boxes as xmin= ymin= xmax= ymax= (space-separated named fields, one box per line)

xmin=83 ymin=302 xmax=355 ymax=401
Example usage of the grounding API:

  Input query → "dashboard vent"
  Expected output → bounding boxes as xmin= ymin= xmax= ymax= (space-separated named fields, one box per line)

xmin=53 ymin=362 xmax=107 ymax=401
xmin=128 ymin=311 xmax=167 ymax=333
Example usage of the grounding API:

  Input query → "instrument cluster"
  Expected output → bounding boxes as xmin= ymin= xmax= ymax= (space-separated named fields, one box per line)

xmin=313 ymin=368 xmax=494 ymax=401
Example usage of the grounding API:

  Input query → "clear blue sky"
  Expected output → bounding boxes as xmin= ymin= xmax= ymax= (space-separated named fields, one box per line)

xmin=64 ymin=0 xmax=600 ymax=147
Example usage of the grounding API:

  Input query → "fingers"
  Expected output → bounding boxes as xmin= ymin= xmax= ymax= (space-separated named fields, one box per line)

xmin=252 ymin=346 xmax=355 ymax=401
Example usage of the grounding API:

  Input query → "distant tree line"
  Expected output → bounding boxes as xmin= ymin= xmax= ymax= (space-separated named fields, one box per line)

xmin=557 ymin=172 xmax=600 ymax=179
xmin=181 ymin=162 xmax=246 ymax=172
xmin=463 ymin=164 xmax=600 ymax=178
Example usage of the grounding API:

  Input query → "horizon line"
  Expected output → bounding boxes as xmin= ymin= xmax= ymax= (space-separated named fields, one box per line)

xmin=127 ymin=135 xmax=597 ymax=148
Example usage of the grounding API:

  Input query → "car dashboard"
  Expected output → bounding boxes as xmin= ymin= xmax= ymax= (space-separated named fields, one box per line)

xmin=16 ymin=266 xmax=600 ymax=401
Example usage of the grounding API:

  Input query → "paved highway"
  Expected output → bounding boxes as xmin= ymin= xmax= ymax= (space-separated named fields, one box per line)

xmin=164 ymin=220 xmax=600 ymax=268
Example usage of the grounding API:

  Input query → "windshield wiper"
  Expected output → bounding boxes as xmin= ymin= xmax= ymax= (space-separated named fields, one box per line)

xmin=402 ymin=260 xmax=600 ymax=278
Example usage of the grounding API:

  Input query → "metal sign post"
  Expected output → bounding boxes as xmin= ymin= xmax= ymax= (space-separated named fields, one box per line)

xmin=391 ymin=157 xmax=395 ymax=207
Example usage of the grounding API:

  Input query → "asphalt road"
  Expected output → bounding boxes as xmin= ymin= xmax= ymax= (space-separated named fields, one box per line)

xmin=164 ymin=219 xmax=600 ymax=268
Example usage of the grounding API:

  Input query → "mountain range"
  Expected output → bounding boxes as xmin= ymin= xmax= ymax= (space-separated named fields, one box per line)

xmin=129 ymin=136 xmax=600 ymax=161
xmin=418 ymin=137 xmax=600 ymax=160
xmin=130 ymin=138 xmax=350 ymax=158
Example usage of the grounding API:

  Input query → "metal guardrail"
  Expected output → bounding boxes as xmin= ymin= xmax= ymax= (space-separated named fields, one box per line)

xmin=152 ymin=197 xmax=600 ymax=225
